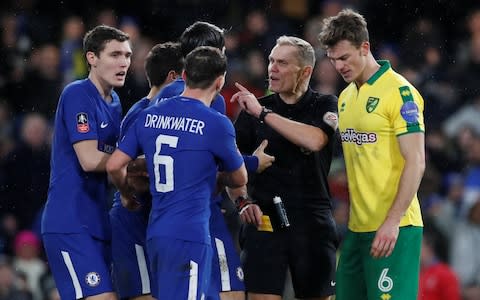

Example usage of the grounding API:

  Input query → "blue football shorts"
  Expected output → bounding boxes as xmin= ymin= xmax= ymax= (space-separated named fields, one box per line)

xmin=207 ymin=203 xmax=244 ymax=300
xmin=110 ymin=205 xmax=151 ymax=298
xmin=42 ymin=232 xmax=114 ymax=299
xmin=147 ymin=236 xmax=212 ymax=300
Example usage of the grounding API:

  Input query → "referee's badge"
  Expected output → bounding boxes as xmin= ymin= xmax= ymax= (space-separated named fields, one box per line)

xmin=85 ymin=271 xmax=101 ymax=287
xmin=323 ymin=111 xmax=338 ymax=130
xmin=366 ymin=97 xmax=379 ymax=113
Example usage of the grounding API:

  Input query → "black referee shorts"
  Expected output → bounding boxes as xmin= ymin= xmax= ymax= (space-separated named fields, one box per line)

xmin=240 ymin=217 xmax=338 ymax=298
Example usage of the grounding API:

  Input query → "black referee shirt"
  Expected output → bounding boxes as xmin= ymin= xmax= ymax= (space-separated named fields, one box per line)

xmin=234 ymin=88 xmax=338 ymax=228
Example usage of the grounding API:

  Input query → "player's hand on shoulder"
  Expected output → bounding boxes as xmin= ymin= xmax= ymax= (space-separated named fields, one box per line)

xmin=253 ymin=139 xmax=275 ymax=173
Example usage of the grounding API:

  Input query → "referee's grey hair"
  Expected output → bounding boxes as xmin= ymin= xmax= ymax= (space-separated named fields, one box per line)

xmin=275 ymin=36 xmax=316 ymax=67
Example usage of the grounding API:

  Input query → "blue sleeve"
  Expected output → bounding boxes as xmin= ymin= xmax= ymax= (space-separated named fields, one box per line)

xmin=211 ymin=94 xmax=226 ymax=115
xmin=156 ymin=80 xmax=184 ymax=100
xmin=210 ymin=115 xmax=243 ymax=172
xmin=62 ymin=85 xmax=98 ymax=144
xmin=118 ymin=115 xmax=142 ymax=159
xmin=242 ymin=155 xmax=258 ymax=173
xmin=120 ymin=99 xmax=149 ymax=138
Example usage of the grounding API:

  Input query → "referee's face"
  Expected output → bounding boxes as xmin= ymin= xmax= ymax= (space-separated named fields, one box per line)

xmin=267 ymin=44 xmax=303 ymax=95
xmin=326 ymin=40 xmax=367 ymax=84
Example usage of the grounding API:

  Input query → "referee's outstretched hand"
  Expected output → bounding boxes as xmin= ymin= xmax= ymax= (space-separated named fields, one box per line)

xmin=253 ymin=139 xmax=275 ymax=173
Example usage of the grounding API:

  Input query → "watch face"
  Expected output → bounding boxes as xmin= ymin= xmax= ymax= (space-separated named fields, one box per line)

xmin=259 ymin=107 xmax=271 ymax=122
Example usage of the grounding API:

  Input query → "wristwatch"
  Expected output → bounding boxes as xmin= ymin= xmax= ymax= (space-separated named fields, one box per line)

xmin=258 ymin=106 xmax=273 ymax=123
xmin=235 ymin=195 xmax=252 ymax=213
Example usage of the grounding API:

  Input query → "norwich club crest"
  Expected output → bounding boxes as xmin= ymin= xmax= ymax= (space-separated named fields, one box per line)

xmin=366 ymin=97 xmax=379 ymax=113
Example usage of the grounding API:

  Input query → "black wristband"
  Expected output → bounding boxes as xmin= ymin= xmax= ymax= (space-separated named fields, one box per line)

xmin=235 ymin=195 xmax=252 ymax=212
xmin=258 ymin=106 xmax=273 ymax=123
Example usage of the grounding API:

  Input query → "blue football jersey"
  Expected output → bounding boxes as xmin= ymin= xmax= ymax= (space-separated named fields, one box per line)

xmin=42 ymin=79 xmax=122 ymax=240
xmin=118 ymin=96 xmax=243 ymax=244
xmin=111 ymin=96 xmax=154 ymax=209
xmin=155 ymin=78 xmax=257 ymax=193
xmin=156 ymin=78 xmax=226 ymax=115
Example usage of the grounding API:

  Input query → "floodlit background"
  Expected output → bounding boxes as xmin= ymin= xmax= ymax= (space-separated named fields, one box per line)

xmin=1 ymin=0 xmax=480 ymax=299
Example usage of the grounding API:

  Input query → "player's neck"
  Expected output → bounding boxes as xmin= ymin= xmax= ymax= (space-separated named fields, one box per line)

xmin=279 ymin=83 xmax=308 ymax=104
xmin=182 ymin=88 xmax=216 ymax=107
xmin=146 ymin=86 xmax=161 ymax=100
xmin=147 ymin=76 xmax=179 ymax=100
xmin=88 ymin=74 xmax=113 ymax=102
xmin=355 ymin=55 xmax=380 ymax=87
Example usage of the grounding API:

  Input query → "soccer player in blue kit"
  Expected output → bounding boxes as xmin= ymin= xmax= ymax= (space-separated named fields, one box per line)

xmin=107 ymin=46 xmax=248 ymax=300
xmin=109 ymin=42 xmax=183 ymax=300
xmin=158 ymin=21 xmax=274 ymax=300
xmin=41 ymin=25 xmax=132 ymax=300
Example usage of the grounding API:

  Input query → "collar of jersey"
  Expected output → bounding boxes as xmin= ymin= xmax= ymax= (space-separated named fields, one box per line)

xmin=176 ymin=95 xmax=206 ymax=106
xmin=85 ymin=78 xmax=118 ymax=105
xmin=274 ymin=87 xmax=313 ymax=113
xmin=366 ymin=60 xmax=391 ymax=85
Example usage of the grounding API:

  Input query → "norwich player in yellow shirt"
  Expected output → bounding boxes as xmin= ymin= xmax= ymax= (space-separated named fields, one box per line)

xmin=319 ymin=9 xmax=425 ymax=300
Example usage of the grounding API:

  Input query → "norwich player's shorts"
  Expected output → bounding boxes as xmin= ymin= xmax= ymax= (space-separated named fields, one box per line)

xmin=336 ymin=226 xmax=422 ymax=300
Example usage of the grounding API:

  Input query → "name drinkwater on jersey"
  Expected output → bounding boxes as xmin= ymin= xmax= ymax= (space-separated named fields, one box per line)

xmin=144 ymin=113 xmax=205 ymax=135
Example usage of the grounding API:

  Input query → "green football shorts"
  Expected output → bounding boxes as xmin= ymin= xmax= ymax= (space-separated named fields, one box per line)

xmin=335 ymin=226 xmax=422 ymax=300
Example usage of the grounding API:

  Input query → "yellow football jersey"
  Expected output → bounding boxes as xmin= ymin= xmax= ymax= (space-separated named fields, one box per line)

xmin=338 ymin=61 xmax=424 ymax=232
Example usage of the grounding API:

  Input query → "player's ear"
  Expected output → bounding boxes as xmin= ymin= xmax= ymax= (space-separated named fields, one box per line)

xmin=86 ymin=51 xmax=96 ymax=68
xmin=215 ymin=74 xmax=226 ymax=92
xmin=182 ymin=70 xmax=187 ymax=81
xmin=301 ymin=65 xmax=313 ymax=79
xmin=167 ymin=70 xmax=178 ymax=82
xmin=360 ymin=41 xmax=370 ymax=56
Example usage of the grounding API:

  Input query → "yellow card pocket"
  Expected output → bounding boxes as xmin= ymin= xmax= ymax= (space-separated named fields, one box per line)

xmin=257 ymin=215 xmax=273 ymax=232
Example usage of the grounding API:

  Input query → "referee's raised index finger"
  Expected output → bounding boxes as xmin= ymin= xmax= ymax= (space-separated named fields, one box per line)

xmin=235 ymin=82 xmax=249 ymax=92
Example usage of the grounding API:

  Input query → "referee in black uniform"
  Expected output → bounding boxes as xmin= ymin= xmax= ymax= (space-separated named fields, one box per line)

xmin=230 ymin=35 xmax=339 ymax=300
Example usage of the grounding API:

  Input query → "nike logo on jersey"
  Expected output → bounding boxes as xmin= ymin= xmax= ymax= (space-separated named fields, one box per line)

xmin=331 ymin=280 xmax=336 ymax=286
xmin=100 ymin=122 xmax=108 ymax=128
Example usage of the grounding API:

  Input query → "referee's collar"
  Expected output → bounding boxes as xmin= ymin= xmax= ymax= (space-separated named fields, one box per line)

xmin=274 ymin=87 xmax=313 ymax=112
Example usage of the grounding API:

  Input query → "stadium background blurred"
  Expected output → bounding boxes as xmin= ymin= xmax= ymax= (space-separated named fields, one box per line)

xmin=1 ymin=0 xmax=480 ymax=299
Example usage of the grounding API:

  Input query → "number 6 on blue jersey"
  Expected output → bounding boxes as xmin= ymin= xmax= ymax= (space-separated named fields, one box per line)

xmin=154 ymin=134 xmax=178 ymax=192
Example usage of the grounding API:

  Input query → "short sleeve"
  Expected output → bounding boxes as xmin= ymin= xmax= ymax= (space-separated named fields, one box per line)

xmin=210 ymin=115 xmax=244 ymax=172
xmin=61 ymin=86 xmax=98 ymax=144
xmin=391 ymin=85 xmax=425 ymax=136
xmin=313 ymin=94 xmax=338 ymax=138
xmin=118 ymin=114 xmax=142 ymax=160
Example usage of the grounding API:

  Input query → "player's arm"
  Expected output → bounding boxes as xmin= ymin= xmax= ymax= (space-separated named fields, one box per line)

xmin=231 ymin=82 xmax=330 ymax=152
xmin=371 ymin=132 xmax=425 ymax=258
xmin=106 ymin=149 xmax=138 ymax=210
xmin=226 ymin=185 xmax=263 ymax=226
xmin=258 ymin=112 xmax=328 ymax=151
xmin=217 ymin=163 xmax=248 ymax=189
xmin=73 ymin=140 xmax=111 ymax=172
